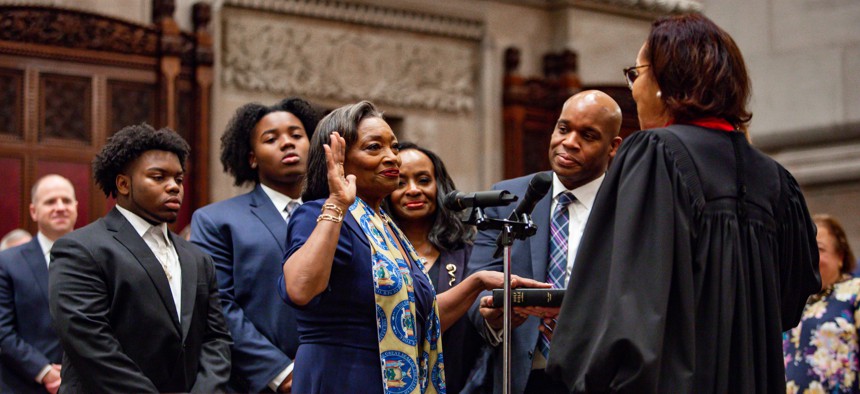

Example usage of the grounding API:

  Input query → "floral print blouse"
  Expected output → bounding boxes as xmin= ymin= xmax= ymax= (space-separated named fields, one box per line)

xmin=784 ymin=276 xmax=860 ymax=393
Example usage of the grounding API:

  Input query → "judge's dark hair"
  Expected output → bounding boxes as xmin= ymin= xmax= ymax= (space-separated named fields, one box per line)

xmin=220 ymin=97 xmax=320 ymax=186
xmin=383 ymin=142 xmax=474 ymax=251
xmin=93 ymin=123 xmax=190 ymax=198
xmin=645 ymin=13 xmax=752 ymax=129
xmin=303 ymin=101 xmax=383 ymax=201
xmin=813 ymin=214 xmax=856 ymax=275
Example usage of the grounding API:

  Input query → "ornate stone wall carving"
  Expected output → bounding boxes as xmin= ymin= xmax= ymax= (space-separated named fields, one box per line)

xmin=222 ymin=11 xmax=478 ymax=113
xmin=222 ymin=0 xmax=483 ymax=41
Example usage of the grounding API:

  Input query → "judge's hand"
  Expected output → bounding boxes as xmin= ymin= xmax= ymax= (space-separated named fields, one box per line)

xmin=472 ymin=271 xmax=552 ymax=291
xmin=479 ymin=295 xmax=528 ymax=330
xmin=324 ymin=131 xmax=356 ymax=210
xmin=519 ymin=306 xmax=561 ymax=319
xmin=43 ymin=364 xmax=61 ymax=394
xmin=277 ymin=373 xmax=292 ymax=393
xmin=538 ymin=317 xmax=557 ymax=342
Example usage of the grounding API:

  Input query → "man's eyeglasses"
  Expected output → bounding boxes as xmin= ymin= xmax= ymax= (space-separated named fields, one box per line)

xmin=623 ymin=64 xmax=650 ymax=89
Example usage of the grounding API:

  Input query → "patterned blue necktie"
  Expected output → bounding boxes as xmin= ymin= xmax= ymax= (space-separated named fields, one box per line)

xmin=538 ymin=191 xmax=575 ymax=359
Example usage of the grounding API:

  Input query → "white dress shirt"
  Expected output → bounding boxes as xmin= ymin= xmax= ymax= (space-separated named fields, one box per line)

xmin=257 ymin=184 xmax=300 ymax=390
xmin=36 ymin=232 xmax=56 ymax=383
xmin=550 ymin=172 xmax=604 ymax=286
xmin=37 ymin=232 xmax=54 ymax=267
xmin=116 ymin=205 xmax=182 ymax=320
xmin=260 ymin=184 xmax=302 ymax=222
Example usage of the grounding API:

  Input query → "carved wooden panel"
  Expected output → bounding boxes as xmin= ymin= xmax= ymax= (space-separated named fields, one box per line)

xmin=176 ymin=78 xmax=193 ymax=142
xmin=0 ymin=68 xmax=24 ymax=139
xmin=36 ymin=160 xmax=91 ymax=229
xmin=108 ymin=80 xmax=157 ymax=134
xmin=0 ymin=6 xmax=159 ymax=56
xmin=521 ymin=109 xmax=555 ymax=176
xmin=0 ymin=157 xmax=23 ymax=237
xmin=39 ymin=73 xmax=92 ymax=143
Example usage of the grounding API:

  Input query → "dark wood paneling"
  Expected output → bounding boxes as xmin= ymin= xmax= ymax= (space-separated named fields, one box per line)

xmin=0 ymin=3 xmax=212 ymax=234
xmin=39 ymin=73 xmax=92 ymax=144
xmin=0 ymin=68 xmax=24 ymax=140
xmin=0 ymin=157 xmax=23 ymax=237
xmin=108 ymin=80 xmax=157 ymax=134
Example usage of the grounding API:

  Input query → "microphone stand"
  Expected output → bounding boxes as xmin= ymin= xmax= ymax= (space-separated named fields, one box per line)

xmin=464 ymin=207 xmax=537 ymax=394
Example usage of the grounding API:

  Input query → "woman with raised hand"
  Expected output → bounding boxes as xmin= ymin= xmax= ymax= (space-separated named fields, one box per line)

xmin=279 ymin=101 xmax=546 ymax=394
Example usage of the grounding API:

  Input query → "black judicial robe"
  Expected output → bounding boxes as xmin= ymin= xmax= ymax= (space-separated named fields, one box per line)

xmin=546 ymin=125 xmax=821 ymax=393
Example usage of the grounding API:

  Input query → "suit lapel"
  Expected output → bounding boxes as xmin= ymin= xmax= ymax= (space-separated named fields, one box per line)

xmin=249 ymin=185 xmax=289 ymax=254
xmin=343 ymin=213 xmax=370 ymax=248
xmin=174 ymin=235 xmax=198 ymax=340
xmin=23 ymin=238 xmax=50 ymax=303
xmin=529 ymin=181 xmax=552 ymax=282
xmin=106 ymin=209 xmax=181 ymax=333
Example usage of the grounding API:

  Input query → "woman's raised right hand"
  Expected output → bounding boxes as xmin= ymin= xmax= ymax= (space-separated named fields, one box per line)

xmin=324 ymin=131 xmax=356 ymax=210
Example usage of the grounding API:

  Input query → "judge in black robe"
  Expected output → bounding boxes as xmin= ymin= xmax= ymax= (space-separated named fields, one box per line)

xmin=546 ymin=14 xmax=821 ymax=394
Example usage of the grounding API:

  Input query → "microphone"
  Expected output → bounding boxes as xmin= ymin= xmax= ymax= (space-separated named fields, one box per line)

xmin=493 ymin=172 xmax=552 ymax=258
xmin=508 ymin=172 xmax=552 ymax=221
xmin=443 ymin=190 xmax=518 ymax=211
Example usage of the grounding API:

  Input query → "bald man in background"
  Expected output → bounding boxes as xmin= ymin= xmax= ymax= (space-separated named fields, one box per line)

xmin=467 ymin=91 xmax=623 ymax=394
xmin=0 ymin=175 xmax=78 ymax=394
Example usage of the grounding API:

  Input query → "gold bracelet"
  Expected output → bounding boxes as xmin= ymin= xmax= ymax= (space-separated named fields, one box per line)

xmin=317 ymin=213 xmax=343 ymax=223
xmin=322 ymin=203 xmax=345 ymax=216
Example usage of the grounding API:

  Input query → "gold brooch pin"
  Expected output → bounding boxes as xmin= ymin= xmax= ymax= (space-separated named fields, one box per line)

xmin=446 ymin=264 xmax=457 ymax=286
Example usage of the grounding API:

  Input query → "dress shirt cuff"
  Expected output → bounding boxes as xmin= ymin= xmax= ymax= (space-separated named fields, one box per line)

xmin=267 ymin=363 xmax=294 ymax=392
xmin=484 ymin=319 xmax=503 ymax=347
xmin=35 ymin=364 xmax=52 ymax=384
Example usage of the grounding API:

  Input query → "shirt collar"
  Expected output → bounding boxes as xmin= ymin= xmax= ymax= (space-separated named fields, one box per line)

xmin=259 ymin=183 xmax=301 ymax=213
xmin=551 ymin=172 xmax=605 ymax=210
xmin=36 ymin=232 xmax=53 ymax=258
xmin=115 ymin=205 xmax=170 ymax=244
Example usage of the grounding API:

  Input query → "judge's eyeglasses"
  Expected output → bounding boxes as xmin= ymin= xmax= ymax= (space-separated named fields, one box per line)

xmin=623 ymin=64 xmax=650 ymax=90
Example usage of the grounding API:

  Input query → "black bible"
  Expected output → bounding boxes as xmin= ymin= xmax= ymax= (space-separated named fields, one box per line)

xmin=491 ymin=288 xmax=565 ymax=308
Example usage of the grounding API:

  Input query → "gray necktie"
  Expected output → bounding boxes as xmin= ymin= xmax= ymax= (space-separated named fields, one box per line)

xmin=284 ymin=201 xmax=300 ymax=221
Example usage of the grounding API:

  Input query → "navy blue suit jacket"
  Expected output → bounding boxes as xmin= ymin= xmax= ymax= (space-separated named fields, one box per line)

xmin=467 ymin=172 xmax=553 ymax=394
xmin=0 ymin=237 xmax=62 ymax=394
xmin=191 ymin=185 xmax=299 ymax=392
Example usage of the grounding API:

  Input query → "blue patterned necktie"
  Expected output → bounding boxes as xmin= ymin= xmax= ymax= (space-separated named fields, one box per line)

xmin=538 ymin=191 xmax=575 ymax=359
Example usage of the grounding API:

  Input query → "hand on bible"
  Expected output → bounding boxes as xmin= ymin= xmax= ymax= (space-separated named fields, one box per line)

xmin=473 ymin=271 xmax=552 ymax=292
xmin=479 ymin=295 xmax=528 ymax=330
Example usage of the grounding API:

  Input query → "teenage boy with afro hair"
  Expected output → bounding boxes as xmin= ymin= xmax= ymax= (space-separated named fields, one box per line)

xmin=190 ymin=97 xmax=319 ymax=392
xmin=49 ymin=123 xmax=232 ymax=393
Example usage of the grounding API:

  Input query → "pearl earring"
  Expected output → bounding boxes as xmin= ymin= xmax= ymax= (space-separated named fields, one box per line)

xmin=656 ymin=91 xmax=662 ymax=98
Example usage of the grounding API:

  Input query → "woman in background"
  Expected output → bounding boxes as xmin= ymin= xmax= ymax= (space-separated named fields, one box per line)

xmin=784 ymin=214 xmax=859 ymax=393
xmin=385 ymin=142 xmax=490 ymax=393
